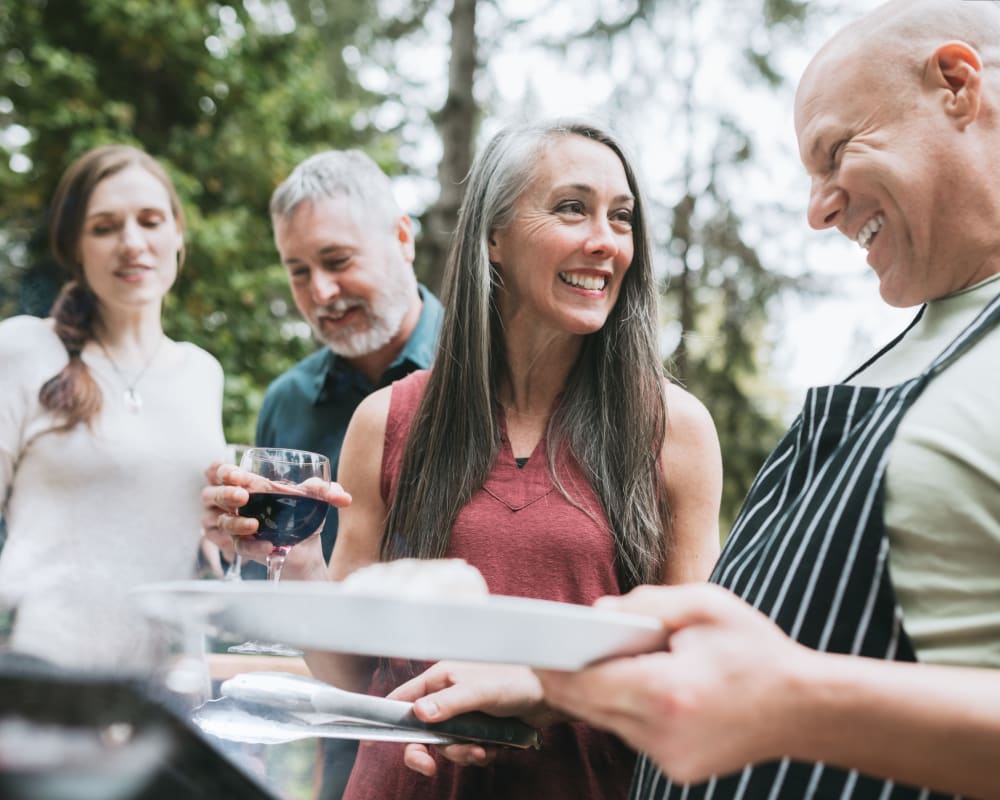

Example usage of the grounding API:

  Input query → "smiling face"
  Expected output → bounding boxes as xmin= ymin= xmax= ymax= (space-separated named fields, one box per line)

xmin=794 ymin=30 xmax=991 ymax=307
xmin=274 ymin=194 xmax=418 ymax=358
xmin=77 ymin=164 xmax=184 ymax=315
xmin=488 ymin=134 xmax=636 ymax=334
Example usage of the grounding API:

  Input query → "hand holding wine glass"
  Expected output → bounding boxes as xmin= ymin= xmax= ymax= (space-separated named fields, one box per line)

xmin=233 ymin=447 xmax=332 ymax=582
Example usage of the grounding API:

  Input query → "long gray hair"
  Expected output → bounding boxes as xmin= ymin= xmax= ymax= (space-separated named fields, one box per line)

xmin=382 ymin=119 xmax=670 ymax=590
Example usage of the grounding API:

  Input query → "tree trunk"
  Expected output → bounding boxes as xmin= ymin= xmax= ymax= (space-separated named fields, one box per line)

xmin=418 ymin=0 xmax=478 ymax=293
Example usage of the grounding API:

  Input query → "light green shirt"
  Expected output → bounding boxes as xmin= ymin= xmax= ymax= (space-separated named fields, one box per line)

xmin=849 ymin=273 xmax=1000 ymax=667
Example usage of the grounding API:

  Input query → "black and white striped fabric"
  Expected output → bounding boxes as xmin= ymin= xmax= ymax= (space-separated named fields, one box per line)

xmin=632 ymin=290 xmax=1000 ymax=800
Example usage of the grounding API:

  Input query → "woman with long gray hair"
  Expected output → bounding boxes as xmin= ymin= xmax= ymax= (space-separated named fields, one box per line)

xmin=218 ymin=119 xmax=723 ymax=799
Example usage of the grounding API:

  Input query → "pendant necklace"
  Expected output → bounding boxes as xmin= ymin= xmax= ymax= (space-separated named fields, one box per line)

xmin=95 ymin=335 xmax=165 ymax=413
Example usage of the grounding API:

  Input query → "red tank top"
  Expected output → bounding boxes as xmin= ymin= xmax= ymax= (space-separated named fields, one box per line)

xmin=343 ymin=370 xmax=635 ymax=800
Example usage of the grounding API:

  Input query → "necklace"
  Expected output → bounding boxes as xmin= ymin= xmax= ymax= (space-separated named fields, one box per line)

xmin=95 ymin=335 xmax=165 ymax=413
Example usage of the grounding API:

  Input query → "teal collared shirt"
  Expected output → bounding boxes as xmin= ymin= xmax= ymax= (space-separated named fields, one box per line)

xmin=255 ymin=285 xmax=443 ymax=561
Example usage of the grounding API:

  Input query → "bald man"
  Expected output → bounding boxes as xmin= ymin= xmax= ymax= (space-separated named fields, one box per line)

xmin=394 ymin=2 xmax=1000 ymax=798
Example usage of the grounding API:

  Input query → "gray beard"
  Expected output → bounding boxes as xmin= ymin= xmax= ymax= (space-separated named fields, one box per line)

xmin=314 ymin=271 xmax=417 ymax=359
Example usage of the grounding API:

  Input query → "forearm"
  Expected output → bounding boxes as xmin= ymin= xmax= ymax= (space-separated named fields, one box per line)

xmin=294 ymin=543 xmax=378 ymax=694
xmin=303 ymin=649 xmax=377 ymax=694
xmin=786 ymin=650 xmax=1000 ymax=798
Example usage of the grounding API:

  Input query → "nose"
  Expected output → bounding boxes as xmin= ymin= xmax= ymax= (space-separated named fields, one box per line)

xmin=310 ymin=270 xmax=341 ymax=304
xmin=120 ymin=218 xmax=146 ymax=252
xmin=584 ymin=216 xmax=621 ymax=260
xmin=807 ymin=178 xmax=845 ymax=230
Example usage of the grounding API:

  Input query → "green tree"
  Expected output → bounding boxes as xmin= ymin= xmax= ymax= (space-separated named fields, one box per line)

xmin=0 ymin=0 xmax=396 ymax=443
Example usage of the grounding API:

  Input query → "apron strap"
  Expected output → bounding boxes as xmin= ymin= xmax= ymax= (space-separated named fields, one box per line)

xmin=841 ymin=305 xmax=925 ymax=384
xmin=923 ymin=289 xmax=1000 ymax=378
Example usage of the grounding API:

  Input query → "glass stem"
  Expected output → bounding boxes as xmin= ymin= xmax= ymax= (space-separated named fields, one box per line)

xmin=266 ymin=548 xmax=289 ymax=581
xmin=224 ymin=535 xmax=243 ymax=581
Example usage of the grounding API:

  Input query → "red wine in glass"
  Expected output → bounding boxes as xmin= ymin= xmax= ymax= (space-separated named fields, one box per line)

xmin=239 ymin=491 xmax=328 ymax=549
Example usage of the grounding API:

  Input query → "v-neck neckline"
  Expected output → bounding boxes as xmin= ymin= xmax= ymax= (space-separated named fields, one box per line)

xmin=496 ymin=404 xmax=546 ymax=463
xmin=486 ymin=407 xmax=554 ymax=511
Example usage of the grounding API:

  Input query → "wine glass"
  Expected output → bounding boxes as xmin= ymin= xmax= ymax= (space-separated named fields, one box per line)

xmin=227 ymin=447 xmax=330 ymax=656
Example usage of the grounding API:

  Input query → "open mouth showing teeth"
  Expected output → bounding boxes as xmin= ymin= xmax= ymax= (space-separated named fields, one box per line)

xmin=856 ymin=214 xmax=884 ymax=250
xmin=319 ymin=304 xmax=359 ymax=323
xmin=559 ymin=272 xmax=608 ymax=291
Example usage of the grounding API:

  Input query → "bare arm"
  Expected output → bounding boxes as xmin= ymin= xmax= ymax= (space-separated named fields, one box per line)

xmin=391 ymin=381 xmax=725 ymax=777
xmin=537 ymin=584 xmax=1000 ymax=797
xmin=301 ymin=387 xmax=393 ymax=693
xmin=659 ymin=380 xmax=723 ymax=584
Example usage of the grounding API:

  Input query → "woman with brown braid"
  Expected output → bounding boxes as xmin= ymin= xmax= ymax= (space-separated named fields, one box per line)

xmin=0 ymin=144 xmax=225 ymax=671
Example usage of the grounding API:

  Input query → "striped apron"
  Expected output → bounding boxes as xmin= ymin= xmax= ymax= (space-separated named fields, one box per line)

xmin=632 ymin=290 xmax=1000 ymax=800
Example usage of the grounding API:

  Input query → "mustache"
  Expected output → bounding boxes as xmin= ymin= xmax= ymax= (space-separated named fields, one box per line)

xmin=313 ymin=298 xmax=367 ymax=317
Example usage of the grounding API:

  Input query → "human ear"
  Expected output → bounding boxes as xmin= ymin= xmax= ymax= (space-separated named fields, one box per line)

xmin=927 ymin=41 xmax=982 ymax=126
xmin=487 ymin=231 xmax=500 ymax=264
xmin=396 ymin=215 xmax=416 ymax=264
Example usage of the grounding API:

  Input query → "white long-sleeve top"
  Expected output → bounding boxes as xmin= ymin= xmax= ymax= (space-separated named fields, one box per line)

xmin=0 ymin=315 xmax=226 ymax=671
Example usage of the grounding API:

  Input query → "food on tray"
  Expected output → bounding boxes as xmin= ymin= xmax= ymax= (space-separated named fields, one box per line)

xmin=339 ymin=558 xmax=489 ymax=601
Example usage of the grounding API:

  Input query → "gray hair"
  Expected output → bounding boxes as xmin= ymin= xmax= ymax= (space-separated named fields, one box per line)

xmin=269 ymin=149 xmax=401 ymax=227
xmin=383 ymin=119 xmax=671 ymax=590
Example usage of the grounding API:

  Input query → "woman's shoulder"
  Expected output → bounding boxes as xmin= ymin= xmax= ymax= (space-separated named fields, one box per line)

xmin=394 ymin=368 xmax=431 ymax=392
xmin=350 ymin=369 xmax=428 ymax=450
xmin=661 ymin=377 xmax=721 ymax=455
xmin=168 ymin=340 xmax=224 ymax=376
xmin=0 ymin=315 xmax=62 ymax=362
xmin=0 ymin=314 xmax=54 ymax=338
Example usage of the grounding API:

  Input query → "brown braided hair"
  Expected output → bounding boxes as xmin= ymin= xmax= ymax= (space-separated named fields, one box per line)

xmin=39 ymin=144 xmax=185 ymax=431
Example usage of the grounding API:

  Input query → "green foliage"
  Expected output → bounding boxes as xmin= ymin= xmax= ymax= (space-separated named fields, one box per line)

xmin=0 ymin=0 xmax=396 ymax=442
xmin=662 ymin=187 xmax=805 ymax=532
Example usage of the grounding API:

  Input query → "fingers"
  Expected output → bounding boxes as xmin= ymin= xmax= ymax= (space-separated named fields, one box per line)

xmin=300 ymin=476 xmax=352 ymax=508
xmin=388 ymin=672 xmax=440 ymax=704
xmin=435 ymin=742 xmax=493 ymax=767
xmin=395 ymin=662 xmax=549 ymax=727
xmin=387 ymin=661 xmax=462 ymax=704
xmin=388 ymin=666 xmax=482 ymax=722
xmin=411 ymin=679 xmax=494 ymax=723
xmin=401 ymin=742 xmax=493 ymax=776
xmin=235 ymin=535 xmax=274 ymax=562
xmin=597 ymin=583 xmax=744 ymax=631
xmin=402 ymin=743 xmax=438 ymax=776
xmin=204 ymin=460 xmax=223 ymax=484
xmin=200 ymin=466 xmax=255 ymax=545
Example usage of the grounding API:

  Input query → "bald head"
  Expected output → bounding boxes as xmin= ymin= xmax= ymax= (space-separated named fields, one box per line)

xmin=797 ymin=0 xmax=1000 ymax=143
xmin=800 ymin=0 xmax=1000 ymax=101
xmin=792 ymin=0 xmax=1000 ymax=308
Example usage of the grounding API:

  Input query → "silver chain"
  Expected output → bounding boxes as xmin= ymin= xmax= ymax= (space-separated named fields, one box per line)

xmin=95 ymin=335 xmax=165 ymax=413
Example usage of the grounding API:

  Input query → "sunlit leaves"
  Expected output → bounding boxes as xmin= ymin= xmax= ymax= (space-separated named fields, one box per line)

xmin=0 ymin=0 xmax=396 ymax=444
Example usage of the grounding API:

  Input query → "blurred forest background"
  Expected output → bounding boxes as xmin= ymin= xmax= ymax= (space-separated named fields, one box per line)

xmin=0 ymin=0 xmax=873 ymax=533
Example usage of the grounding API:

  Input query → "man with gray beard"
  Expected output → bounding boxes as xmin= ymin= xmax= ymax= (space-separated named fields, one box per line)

xmin=209 ymin=150 xmax=443 ymax=564
xmin=201 ymin=150 xmax=442 ymax=800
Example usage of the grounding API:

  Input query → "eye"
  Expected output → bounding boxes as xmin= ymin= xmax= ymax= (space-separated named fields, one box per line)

xmin=288 ymin=266 xmax=310 ymax=283
xmin=829 ymin=139 xmax=848 ymax=169
xmin=556 ymin=200 xmax=585 ymax=215
xmin=611 ymin=207 xmax=634 ymax=229
xmin=139 ymin=213 xmax=166 ymax=229
xmin=89 ymin=222 xmax=117 ymax=236
xmin=321 ymin=256 xmax=351 ymax=271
